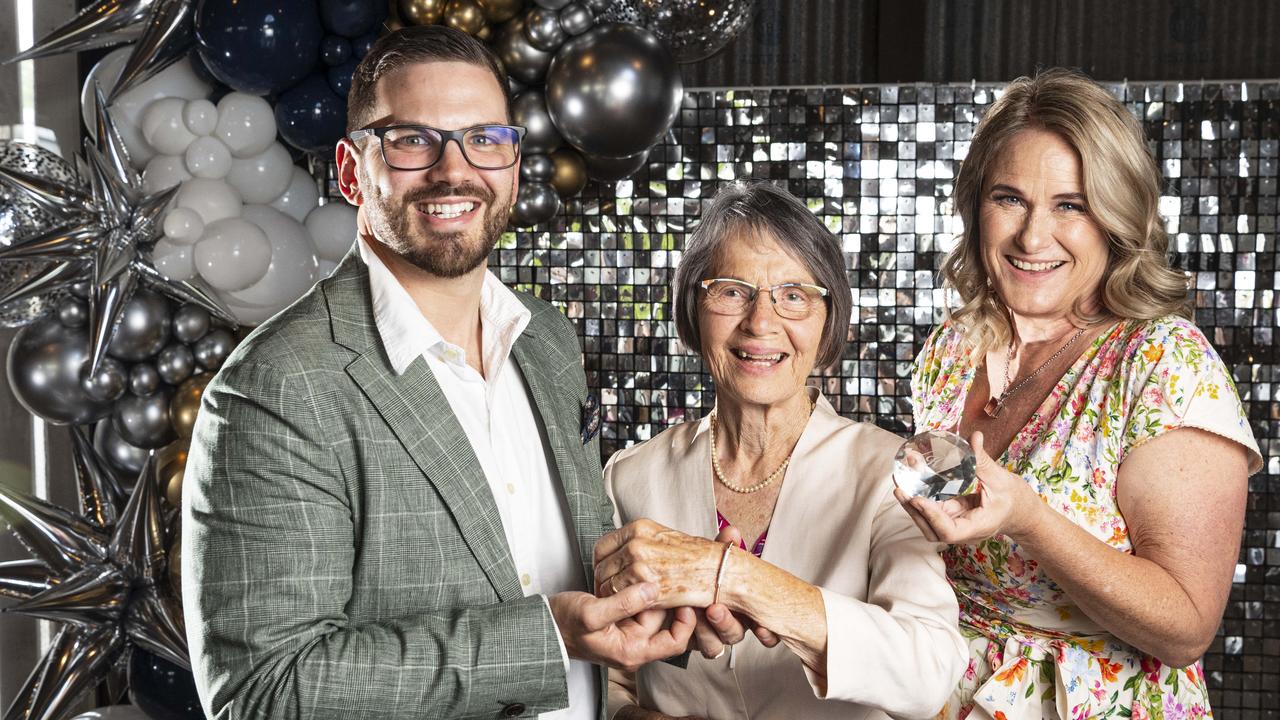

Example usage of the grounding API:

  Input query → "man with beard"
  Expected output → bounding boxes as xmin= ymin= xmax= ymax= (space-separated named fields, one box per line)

xmin=182 ymin=26 xmax=698 ymax=720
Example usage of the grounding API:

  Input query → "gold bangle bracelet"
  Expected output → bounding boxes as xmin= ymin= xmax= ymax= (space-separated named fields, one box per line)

xmin=712 ymin=541 xmax=734 ymax=606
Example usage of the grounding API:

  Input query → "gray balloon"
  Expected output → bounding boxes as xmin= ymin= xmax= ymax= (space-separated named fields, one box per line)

xmin=559 ymin=3 xmax=595 ymax=35
xmin=545 ymin=23 xmax=682 ymax=159
xmin=582 ymin=0 xmax=611 ymax=12
xmin=129 ymin=363 xmax=161 ymax=397
xmin=112 ymin=389 xmax=176 ymax=449
xmin=171 ymin=304 xmax=211 ymax=344
xmin=584 ymin=148 xmax=650 ymax=181
xmin=512 ymin=90 xmax=563 ymax=155
xmin=57 ymin=297 xmax=89 ymax=328
xmin=193 ymin=328 xmax=235 ymax=371
xmin=69 ymin=281 xmax=91 ymax=298
xmin=6 ymin=315 xmax=115 ymax=424
xmin=156 ymin=343 xmax=195 ymax=385
xmin=80 ymin=356 xmax=128 ymax=403
xmin=601 ymin=0 xmax=756 ymax=63
xmin=520 ymin=154 xmax=556 ymax=183
xmin=525 ymin=6 xmax=566 ymax=51
xmin=94 ymin=417 xmax=148 ymax=482
xmin=106 ymin=287 xmax=172 ymax=362
xmin=533 ymin=0 xmax=572 ymax=8
xmin=496 ymin=16 xmax=555 ymax=85
xmin=510 ymin=182 xmax=562 ymax=227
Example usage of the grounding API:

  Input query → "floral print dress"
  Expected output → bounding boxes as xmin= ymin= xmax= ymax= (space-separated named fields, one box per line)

xmin=911 ymin=316 xmax=1262 ymax=720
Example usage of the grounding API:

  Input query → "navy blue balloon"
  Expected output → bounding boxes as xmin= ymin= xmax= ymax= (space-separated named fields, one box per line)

xmin=275 ymin=73 xmax=349 ymax=153
xmin=328 ymin=60 xmax=358 ymax=98
xmin=195 ymin=0 xmax=325 ymax=95
xmin=321 ymin=35 xmax=352 ymax=66
xmin=320 ymin=0 xmax=387 ymax=38
xmin=352 ymin=31 xmax=380 ymax=59
xmin=128 ymin=647 xmax=204 ymax=720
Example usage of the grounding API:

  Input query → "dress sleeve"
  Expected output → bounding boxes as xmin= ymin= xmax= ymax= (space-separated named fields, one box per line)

xmin=1119 ymin=319 xmax=1262 ymax=474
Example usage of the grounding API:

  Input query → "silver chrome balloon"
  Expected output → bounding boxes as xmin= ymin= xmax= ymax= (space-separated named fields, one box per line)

xmin=559 ymin=2 xmax=595 ymax=35
xmin=583 ymin=148 xmax=650 ymax=181
xmin=545 ymin=23 xmax=682 ymax=159
xmin=511 ymin=181 xmax=562 ymax=227
xmin=193 ymin=327 xmax=235 ymax=370
xmin=112 ymin=390 xmax=177 ymax=449
xmin=171 ymin=303 xmax=211 ymax=344
xmin=6 ymin=315 xmax=116 ymax=424
xmin=600 ymin=0 xmax=757 ymax=63
xmin=128 ymin=362 xmax=162 ymax=397
xmin=495 ymin=15 xmax=555 ymax=85
xmin=155 ymin=343 xmax=195 ymax=385
xmin=511 ymin=90 xmax=563 ymax=155
xmin=95 ymin=415 xmax=150 ymax=479
xmin=57 ymin=297 xmax=89 ymax=328
xmin=81 ymin=356 xmax=129 ymax=403
xmin=525 ymin=5 xmax=567 ymax=51
xmin=106 ymin=288 xmax=172 ymax=362
xmin=520 ymin=154 xmax=557 ymax=183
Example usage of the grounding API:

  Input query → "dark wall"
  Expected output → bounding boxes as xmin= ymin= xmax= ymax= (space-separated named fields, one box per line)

xmin=684 ymin=0 xmax=1280 ymax=87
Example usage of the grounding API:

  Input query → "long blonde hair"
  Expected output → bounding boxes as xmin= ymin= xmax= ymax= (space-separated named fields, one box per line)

xmin=941 ymin=68 xmax=1191 ymax=356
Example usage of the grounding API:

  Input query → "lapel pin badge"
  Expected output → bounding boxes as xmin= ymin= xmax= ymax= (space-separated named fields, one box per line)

xmin=580 ymin=394 xmax=601 ymax=445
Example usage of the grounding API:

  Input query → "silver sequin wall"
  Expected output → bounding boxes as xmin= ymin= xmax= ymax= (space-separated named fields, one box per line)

xmin=489 ymin=82 xmax=1279 ymax=715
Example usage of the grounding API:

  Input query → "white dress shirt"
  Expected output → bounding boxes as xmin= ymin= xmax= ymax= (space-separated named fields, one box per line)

xmin=358 ymin=238 xmax=596 ymax=719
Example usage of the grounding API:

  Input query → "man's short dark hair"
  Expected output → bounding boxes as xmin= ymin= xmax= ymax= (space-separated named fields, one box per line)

xmin=346 ymin=25 xmax=511 ymax=132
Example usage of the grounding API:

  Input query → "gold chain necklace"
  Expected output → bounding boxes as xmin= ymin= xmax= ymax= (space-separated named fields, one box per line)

xmin=710 ymin=398 xmax=815 ymax=494
xmin=983 ymin=325 xmax=1088 ymax=419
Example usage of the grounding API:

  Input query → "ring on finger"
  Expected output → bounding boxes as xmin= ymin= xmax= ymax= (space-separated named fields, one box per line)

xmin=609 ymin=576 xmax=619 ymax=595
xmin=710 ymin=647 xmax=726 ymax=660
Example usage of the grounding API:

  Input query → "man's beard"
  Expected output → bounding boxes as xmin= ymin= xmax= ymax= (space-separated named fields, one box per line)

xmin=364 ymin=178 xmax=509 ymax=278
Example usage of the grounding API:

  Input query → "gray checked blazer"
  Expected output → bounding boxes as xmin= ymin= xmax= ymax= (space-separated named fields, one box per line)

xmin=182 ymin=247 xmax=612 ymax=720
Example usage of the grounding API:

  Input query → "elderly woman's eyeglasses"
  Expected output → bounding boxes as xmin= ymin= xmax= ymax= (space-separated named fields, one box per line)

xmin=347 ymin=124 xmax=527 ymax=171
xmin=699 ymin=278 xmax=829 ymax=320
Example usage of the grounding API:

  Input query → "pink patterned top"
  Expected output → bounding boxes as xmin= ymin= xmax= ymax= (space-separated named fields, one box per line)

xmin=911 ymin=316 xmax=1261 ymax=720
xmin=715 ymin=510 xmax=766 ymax=557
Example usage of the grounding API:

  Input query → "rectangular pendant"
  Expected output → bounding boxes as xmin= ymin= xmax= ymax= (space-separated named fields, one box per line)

xmin=983 ymin=397 xmax=1002 ymax=418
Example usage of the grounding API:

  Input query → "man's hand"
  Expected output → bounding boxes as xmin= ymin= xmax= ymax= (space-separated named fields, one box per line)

xmin=549 ymin=583 xmax=696 ymax=672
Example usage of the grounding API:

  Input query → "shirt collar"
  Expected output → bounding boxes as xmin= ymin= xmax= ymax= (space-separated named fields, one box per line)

xmin=358 ymin=236 xmax=530 ymax=378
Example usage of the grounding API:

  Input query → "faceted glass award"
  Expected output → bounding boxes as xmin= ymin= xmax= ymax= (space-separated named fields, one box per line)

xmin=893 ymin=430 xmax=977 ymax=501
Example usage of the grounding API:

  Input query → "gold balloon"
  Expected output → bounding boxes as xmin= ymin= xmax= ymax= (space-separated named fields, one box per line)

xmin=477 ymin=0 xmax=522 ymax=23
xmin=170 ymin=372 xmax=213 ymax=438
xmin=163 ymin=463 xmax=185 ymax=509
xmin=444 ymin=0 xmax=486 ymax=35
xmin=475 ymin=23 xmax=492 ymax=41
xmin=550 ymin=148 xmax=588 ymax=199
xmin=156 ymin=438 xmax=189 ymax=509
xmin=399 ymin=0 xmax=446 ymax=25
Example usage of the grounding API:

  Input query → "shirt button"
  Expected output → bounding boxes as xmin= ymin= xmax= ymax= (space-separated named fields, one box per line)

xmin=521 ymin=573 xmax=531 ymax=586
xmin=506 ymin=483 xmax=516 ymax=495
xmin=502 ymin=703 xmax=526 ymax=717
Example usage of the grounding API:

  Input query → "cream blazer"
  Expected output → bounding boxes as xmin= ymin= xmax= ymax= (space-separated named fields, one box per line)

xmin=604 ymin=392 xmax=966 ymax=720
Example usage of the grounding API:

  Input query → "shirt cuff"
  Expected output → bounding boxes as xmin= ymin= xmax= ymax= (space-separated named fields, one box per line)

xmin=541 ymin=594 xmax=572 ymax=676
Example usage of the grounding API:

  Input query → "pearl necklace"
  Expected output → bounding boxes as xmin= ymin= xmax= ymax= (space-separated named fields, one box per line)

xmin=710 ymin=399 xmax=815 ymax=494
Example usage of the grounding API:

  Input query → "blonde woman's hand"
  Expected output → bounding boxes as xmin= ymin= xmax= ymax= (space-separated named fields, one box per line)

xmin=894 ymin=431 xmax=1043 ymax=544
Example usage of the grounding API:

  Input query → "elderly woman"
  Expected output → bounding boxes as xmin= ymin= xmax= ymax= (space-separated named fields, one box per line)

xmin=899 ymin=69 xmax=1263 ymax=719
xmin=595 ymin=181 xmax=966 ymax=720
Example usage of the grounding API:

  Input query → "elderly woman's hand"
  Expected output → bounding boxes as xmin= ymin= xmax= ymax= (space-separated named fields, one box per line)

xmin=595 ymin=519 xmax=725 ymax=608
xmin=894 ymin=431 xmax=1044 ymax=544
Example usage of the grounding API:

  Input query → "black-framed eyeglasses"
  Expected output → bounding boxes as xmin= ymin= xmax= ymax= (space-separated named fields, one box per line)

xmin=347 ymin=123 xmax=527 ymax=171
xmin=699 ymin=278 xmax=830 ymax=320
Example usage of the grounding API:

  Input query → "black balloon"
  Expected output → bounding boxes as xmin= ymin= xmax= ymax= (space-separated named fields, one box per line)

xmin=520 ymin=154 xmax=556 ymax=183
xmin=319 ymin=0 xmax=388 ymax=38
xmin=275 ymin=73 xmax=349 ymax=154
xmin=195 ymin=0 xmax=325 ymax=95
xmin=106 ymin=289 xmax=172 ymax=363
xmin=533 ymin=0 xmax=572 ymax=8
xmin=495 ymin=16 xmax=554 ymax=84
xmin=193 ymin=328 xmax=236 ymax=371
xmin=511 ymin=90 xmax=562 ymax=155
xmin=584 ymin=148 xmax=650 ymax=181
xmin=113 ymin=389 xmax=177 ymax=449
xmin=510 ymin=181 xmax=561 ymax=227
xmin=7 ymin=316 xmax=115 ymax=424
xmin=545 ymin=23 xmax=682 ymax=159
xmin=128 ymin=647 xmax=205 ymax=720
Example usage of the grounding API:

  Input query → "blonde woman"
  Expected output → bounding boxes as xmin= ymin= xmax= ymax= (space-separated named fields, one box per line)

xmin=900 ymin=69 xmax=1262 ymax=719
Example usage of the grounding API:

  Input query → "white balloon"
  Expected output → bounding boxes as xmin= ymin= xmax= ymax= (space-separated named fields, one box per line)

xmin=142 ymin=97 xmax=198 ymax=156
xmin=317 ymin=259 xmax=340 ymax=278
xmin=194 ymin=217 xmax=273 ymax=291
xmin=214 ymin=93 xmax=278 ymax=158
xmin=221 ymin=204 xmax=321 ymax=324
xmin=226 ymin=142 xmax=294 ymax=204
xmin=304 ymin=202 xmax=358 ymax=262
xmin=72 ymin=705 xmax=153 ymax=720
xmin=162 ymin=207 xmax=205 ymax=245
xmin=185 ymin=135 xmax=233 ymax=179
xmin=175 ymin=178 xmax=243 ymax=225
xmin=142 ymin=154 xmax=191 ymax=193
xmin=269 ymin=166 xmax=321 ymax=222
xmin=151 ymin=238 xmax=196 ymax=281
xmin=81 ymin=49 xmax=212 ymax=169
xmin=184 ymin=98 xmax=218 ymax=136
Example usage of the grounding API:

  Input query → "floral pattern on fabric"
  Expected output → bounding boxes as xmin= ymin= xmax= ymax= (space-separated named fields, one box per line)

xmin=912 ymin=316 xmax=1261 ymax=720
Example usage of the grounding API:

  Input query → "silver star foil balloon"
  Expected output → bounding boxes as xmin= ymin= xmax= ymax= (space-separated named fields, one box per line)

xmin=5 ymin=0 xmax=196 ymax=101
xmin=0 ymin=431 xmax=188 ymax=720
xmin=0 ymin=88 xmax=233 ymax=376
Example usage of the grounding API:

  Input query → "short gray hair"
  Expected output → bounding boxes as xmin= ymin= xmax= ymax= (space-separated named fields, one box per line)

xmin=672 ymin=182 xmax=851 ymax=368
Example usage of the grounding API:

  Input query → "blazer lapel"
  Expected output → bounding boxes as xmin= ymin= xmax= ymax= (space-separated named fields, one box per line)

xmin=511 ymin=335 xmax=597 ymax=583
xmin=326 ymin=251 xmax=523 ymax=603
